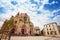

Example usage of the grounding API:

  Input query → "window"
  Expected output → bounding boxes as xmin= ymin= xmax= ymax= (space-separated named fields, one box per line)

xmin=24 ymin=16 xmax=27 ymax=21
xmin=51 ymin=31 xmax=53 ymax=35
xmin=55 ymin=31 xmax=57 ymax=35
xmin=47 ymin=28 xmax=48 ymax=30
xmin=49 ymin=25 xmax=50 ymax=27
xmin=50 ymin=28 xmax=51 ymax=30
xmin=11 ymin=28 xmax=15 ymax=34
xmin=19 ymin=19 xmax=22 ymax=21
xmin=30 ymin=25 xmax=32 ymax=27
xmin=15 ymin=21 xmax=17 ymax=23
xmin=44 ymin=25 xmax=45 ymax=27
xmin=47 ymin=32 xmax=49 ymax=35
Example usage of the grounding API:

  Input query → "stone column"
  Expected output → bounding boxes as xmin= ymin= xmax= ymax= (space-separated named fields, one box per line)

xmin=44 ymin=25 xmax=48 ymax=36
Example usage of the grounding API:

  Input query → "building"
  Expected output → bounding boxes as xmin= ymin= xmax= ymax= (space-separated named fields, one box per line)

xmin=12 ymin=13 xmax=34 ymax=36
xmin=34 ymin=27 xmax=41 ymax=36
xmin=42 ymin=22 xmax=59 ymax=36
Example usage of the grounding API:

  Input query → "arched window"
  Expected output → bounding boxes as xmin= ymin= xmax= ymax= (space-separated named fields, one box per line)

xmin=51 ymin=31 xmax=53 ymax=35
xmin=47 ymin=32 xmax=49 ymax=35
xmin=24 ymin=16 xmax=27 ymax=21
xmin=19 ymin=19 xmax=22 ymax=21
xmin=15 ymin=21 xmax=17 ymax=24
xmin=55 ymin=31 xmax=57 ymax=35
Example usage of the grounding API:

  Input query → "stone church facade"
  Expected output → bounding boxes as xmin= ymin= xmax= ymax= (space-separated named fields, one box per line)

xmin=42 ymin=22 xmax=59 ymax=36
xmin=12 ymin=13 xmax=34 ymax=36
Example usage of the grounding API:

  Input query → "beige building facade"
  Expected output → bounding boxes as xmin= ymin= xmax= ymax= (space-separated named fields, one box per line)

xmin=43 ymin=22 xmax=59 ymax=36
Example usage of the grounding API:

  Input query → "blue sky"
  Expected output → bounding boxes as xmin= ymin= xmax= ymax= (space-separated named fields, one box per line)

xmin=0 ymin=0 xmax=60 ymax=29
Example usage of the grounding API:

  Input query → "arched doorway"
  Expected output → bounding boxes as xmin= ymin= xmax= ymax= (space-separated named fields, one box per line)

xmin=21 ymin=25 xmax=27 ymax=36
xmin=21 ymin=28 xmax=25 ymax=35
xmin=30 ymin=27 xmax=32 ymax=35
xmin=41 ymin=30 xmax=43 ymax=36
xmin=10 ymin=28 xmax=15 ymax=35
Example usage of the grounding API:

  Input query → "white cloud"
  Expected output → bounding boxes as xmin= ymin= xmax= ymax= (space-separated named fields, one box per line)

xmin=17 ymin=0 xmax=27 ymax=3
xmin=53 ymin=15 xmax=60 ymax=25
xmin=0 ymin=0 xmax=60 ymax=30
xmin=41 ymin=0 xmax=49 ymax=4
xmin=34 ymin=0 xmax=40 ymax=2
xmin=51 ymin=1 xmax=56 ymax=4
xmin=48 ymin=1 xmax=59 ymax=5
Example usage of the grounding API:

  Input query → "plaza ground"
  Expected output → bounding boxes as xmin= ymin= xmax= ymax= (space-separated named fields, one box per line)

xmin=10 ymin=36 xmax=60 ymax=40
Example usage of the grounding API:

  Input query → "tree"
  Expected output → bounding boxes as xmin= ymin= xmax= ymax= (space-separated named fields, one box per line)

xmin=1 ymin=17 xmax=14 ymax=32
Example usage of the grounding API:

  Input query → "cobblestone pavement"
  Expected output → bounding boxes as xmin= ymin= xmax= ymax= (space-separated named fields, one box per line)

xmin=10 ymin=36 xmax=60 ymax=40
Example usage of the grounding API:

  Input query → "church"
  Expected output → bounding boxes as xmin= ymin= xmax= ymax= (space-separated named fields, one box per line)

xmin=10 ymin=13 xmax=34 ymax=36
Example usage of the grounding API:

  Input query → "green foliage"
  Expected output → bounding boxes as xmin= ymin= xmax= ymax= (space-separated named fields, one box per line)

xmin=1 ymin=18 xmax=14 ymax=31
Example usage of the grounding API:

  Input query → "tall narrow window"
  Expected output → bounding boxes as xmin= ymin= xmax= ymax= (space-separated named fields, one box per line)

xmin=55 ymin=31 xmax=57 ymax=35
xmin=24 ymin=16 xmax=27 ymax=21
xmin=15 ymin=21 xmax=17 ymax=23
xmin=51 ymin=31 xmax=53 ymax=35
xmin=49 ymin=25 xmax=50 ymax=27
xmin=19 ymin=19 xmax=22 ymax=21
xmin=47 ymin=32 xmax=49 ymax=35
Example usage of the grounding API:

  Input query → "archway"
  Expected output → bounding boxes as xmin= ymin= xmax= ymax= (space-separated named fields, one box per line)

xmin=21 ymin=28 xmax=25 ymax=35
xmin=21 ymin=25 xmax=27 ymax=36
xmin=10 ymin=28 xmax=15 ymax=35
